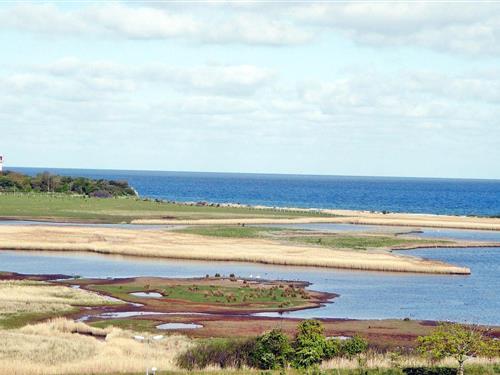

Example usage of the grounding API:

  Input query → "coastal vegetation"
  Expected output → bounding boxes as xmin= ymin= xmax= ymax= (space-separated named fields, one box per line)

xmin=72 ymin=276 xmax=327 ymax=313
xmin=0 ymin=279 xmax=116 ymax=329
xmin=177 ymin=320 xmax=369 ymax=371
xmin=0 ymin=171 xmax=136 ymax=197
xmin=0 ymin=225 xmax=472 ymax=274
xmin=0 ymin=318 xmax=190 ymax=375
xmin=417 ymin=323 xmax=500 ymax=375
xmin=177 ymin=225 xmax=445 ymax=250
xmin=0 ymin=272 xmax=498 ymax=374
xmin=176 ymin=320 xmax=499 ymax=374
xmin=0 ymin=316 xmax=497 ymax=374
xmin=0 ymin=193 xmax=329 ymax=223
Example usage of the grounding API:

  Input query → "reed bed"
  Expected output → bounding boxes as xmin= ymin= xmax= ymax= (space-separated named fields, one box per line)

xmin=0 ymin=318 xmax=191 ymax=374
xmin=320 ymin=352 xmax=500 ymax=370
xmin=0 ymin=226 xmax=470 ymax=274
xmin=0 ymin=280 xmax=113 ymax=327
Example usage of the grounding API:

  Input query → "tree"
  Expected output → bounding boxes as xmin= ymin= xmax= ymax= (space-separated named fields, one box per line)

xmin=252 ymin=329 xmax=293 ymax=370
xmin=293 ymin=319 xmax=328 ymax=369
xmin=417 ymin=323 xmax=487 ymax=375
xmin=341 ymin=335 xmax=368 ymax=359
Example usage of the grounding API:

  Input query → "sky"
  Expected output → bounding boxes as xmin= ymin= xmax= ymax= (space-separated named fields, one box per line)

xmin=0 ymin=1 xmax=499 ymax=179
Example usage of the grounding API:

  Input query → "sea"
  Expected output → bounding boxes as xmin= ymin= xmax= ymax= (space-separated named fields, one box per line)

xmin=10 ymin=167 xmax=500 ymax=217
xmin=3 ymin=166 xmax=500 ymax=324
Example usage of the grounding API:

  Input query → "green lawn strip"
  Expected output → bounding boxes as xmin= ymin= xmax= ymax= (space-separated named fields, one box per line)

xmin=90 ymin=283 xmax=308 ymax=308
xmin=177 ymin=225 xmax=448 ymax=250
xmin=175 ymin=225 xmax=289 ymax=238
xmin=290 ymin=235 xmax=448 ymax=250
xmin=0 ymin=194 xmax=332 ymax=223
xmin=0 ymin=310 xmax=75 ymax=329
xmin=90 ymin=318 xmax=159 ymax=332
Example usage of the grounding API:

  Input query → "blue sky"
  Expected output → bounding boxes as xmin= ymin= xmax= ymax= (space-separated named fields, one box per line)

xmin=0 ymin=1 xmax=499 ymax=179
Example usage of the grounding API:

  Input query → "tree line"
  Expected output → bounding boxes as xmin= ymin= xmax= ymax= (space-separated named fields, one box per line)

xmin=0 ymin=171 xmax=137 ymax=198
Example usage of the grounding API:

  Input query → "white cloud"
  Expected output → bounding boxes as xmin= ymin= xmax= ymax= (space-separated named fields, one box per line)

xmin=2 ymin=58 xmax=500 ymax=144
xmin=0 ymin=2 xmax=310 ymax=46
xmin=22 ymin=58 xmax=274 ymax=97
xmin=143 ymin=64 xmax=275 ymax=96
xmin=3 ymin=2 xmax=500 ymax=55
xmin=298 ymin=69 xmax=500 ymax=127
xmin=0 ymin=59 xmax=272 ymax=123
xmin=291 ymin=3 xmax=500 ymax=56
xmin=158 ymin=96 xmax=258 ymax=115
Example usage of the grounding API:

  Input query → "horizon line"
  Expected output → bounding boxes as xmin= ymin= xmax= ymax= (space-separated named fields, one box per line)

xmin=7 ymin=165 xmax=500 ymax=183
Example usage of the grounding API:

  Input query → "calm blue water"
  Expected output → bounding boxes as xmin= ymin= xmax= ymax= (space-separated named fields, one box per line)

xmin=10 ymin=167 xmax=500 ymax=217
xmin=0 ymin=248 xmax=498 ymax=324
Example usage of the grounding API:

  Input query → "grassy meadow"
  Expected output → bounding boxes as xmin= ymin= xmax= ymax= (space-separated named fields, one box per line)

xmin=0 ymin=193 xmax=329 ymax=223
xmin=0 ymin=280 xmax=117 ymax=329
xmin=92 ymin=283 xmax=309 ymax=307
xmin=177 ymin=225 xmax=446 ymax=250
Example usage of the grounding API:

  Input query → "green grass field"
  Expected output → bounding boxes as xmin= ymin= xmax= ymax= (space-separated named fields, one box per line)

xmin=291 ymin=235 xmax=444 ymax=250
xmin=0 ymin=193 xmax=329 ymax=223
xmin=90 ymin=282 xmax=309 ymax=308
xmin=177 ymin=225 xmax=286 ymax=238
xmin=90 ymin=318 xmax=159 ymax=332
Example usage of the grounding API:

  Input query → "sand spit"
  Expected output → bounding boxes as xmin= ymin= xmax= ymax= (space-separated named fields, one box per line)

xmin=132 ymin=208 xmax=500 ymax=231
xmin=0 ymin=225 xmax=470 ymax=274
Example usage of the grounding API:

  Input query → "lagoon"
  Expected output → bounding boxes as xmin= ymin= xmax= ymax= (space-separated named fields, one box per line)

xmin=1 ymin=246 xmax=498 ymax=325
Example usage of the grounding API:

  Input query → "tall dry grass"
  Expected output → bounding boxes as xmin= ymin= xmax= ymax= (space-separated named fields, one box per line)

xmin=0 ymin=318 xmax=192 ymax=374
xmin=0 ymin=226 xmax=470 ymax=274
xmin=0 ymin=280 xmax=113 ymax=325
xmin=320 ymin=352 xmax=500 ymax=370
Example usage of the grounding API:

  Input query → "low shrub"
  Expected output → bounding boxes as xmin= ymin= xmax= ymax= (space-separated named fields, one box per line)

xmin=293 ymin=320 xmax=328 ymax=369
xmin=176 ymin=320 xmax=371 ymax=371
xmin=324 ymin=338 xmax=342 ymax=359
xmin=342 ymin=335 xmax=369 ymax=358
xmin=253 ymin=329 xmax=293 ymax=370
xmin=176 ymin=337 xmax=256 ymax=370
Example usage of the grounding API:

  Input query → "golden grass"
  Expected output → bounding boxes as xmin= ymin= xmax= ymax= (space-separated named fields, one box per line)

xmin=133 ymin=208 xmax=500 ymax=231
xmin=0 ymin=318 xmax=191 ymax=374
xmin=320 ymin=352 xmax=500 ymax=370
xmin=0 ymin=280 xmax=114 ymax=327
xmin=0 ymin=225 xmax=470 ymax=274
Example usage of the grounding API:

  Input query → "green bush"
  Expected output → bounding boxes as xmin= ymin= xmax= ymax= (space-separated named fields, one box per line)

xmin=176 ymin=321 xmax=371 ymax=371
xmin=293 ymin=320 xmax=328 ymax=369
xmin=252 ymin=329 xmax=293 ymax=370
xmin=324 ymin=338 xmax=342 ymax=359
xmin=176 ymin=337 xmax=256 ymax=370
xmin=341 ymin=335 xmax=369 ymax=358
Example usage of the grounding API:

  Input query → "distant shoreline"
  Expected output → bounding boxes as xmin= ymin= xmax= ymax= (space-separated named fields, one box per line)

xmin=131 ymin=202 xmax=500 ymax=231
xmin=8 ymin=167 xmax=500 ymax=218
xmin=1 ymin=192 xmax=500 ymax=230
